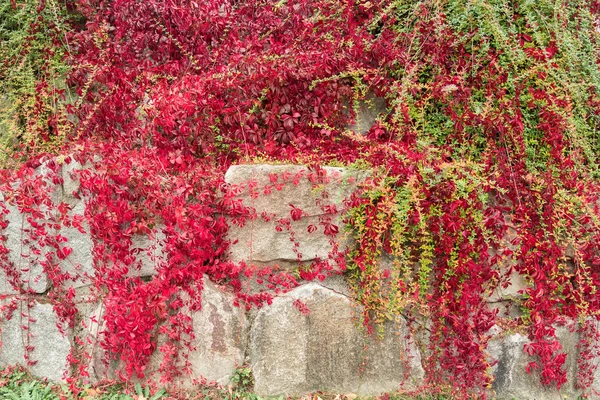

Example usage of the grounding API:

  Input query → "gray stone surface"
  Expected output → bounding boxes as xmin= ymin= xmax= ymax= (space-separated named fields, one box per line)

xmin=61 ymin=158 xmax=87 ymax=200
xmin=250 ymin=283 xmax=424 ymax=396
xmin=0 ymin=159 xmax=95 ymax=294
xmin=2 ymin=201 xmax=50 ymax=294
xmin=88 ymin=277 xmax=247 ymax=386
xmin=593 ymin=366 xmax=600 ymax=398
xmin=347 ymin=93 xmax=387 ymax=135
xmin=225 ymin=164 xmax=369 ymax=266
xmin=34 ymin=159 xmax=64 ymax=205
xmin=583 ymin=319 xmax=600 ymax=399
xmin=0 ymin=196 xmax=94 ymax=294
xmin=50 ymin=160 xmax=94 ymax=288
xmin=0 ymin=299 xmax=72 ymax=381
xmin=486 ymin=225 xmax=529 ymax=303
xmin=488 ymin=269 xmax=529 ymax=302
xmin=314 ymin=273 xmax=351 ymax=297
xmin=486 ymin=228 xmax=529 ymax=319
xmin=486 ymin=261 xmax=529 ymax=304
xmin=60 ymin=200 xmax=94 ymax=288
xmin=182 ymin=278 xmax=248 ymax=385
xmin=128 ymin=227 xmax=166 ymax=277
xmin=488 ymin=324 xmax=581 ymax=400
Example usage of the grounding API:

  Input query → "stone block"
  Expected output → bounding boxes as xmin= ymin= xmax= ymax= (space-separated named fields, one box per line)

xmin=250 ymin=283 xmax=424 ymax=396
xmin=346 ymin=93 xmax=387 ymax=135
xmin=0 ymin=299 xmax=72 ymax=381
xmin=1 ymin=201 xmax=50 ymax=294
xmin=0 ymin=158 xmax=96 ymax=294
xmin=0 ymin=196 xmax=94 ymax=294
xmin=582 ymin=319 xmax=600 ymax=399
xmin=60 ymin=200 xmax=94 ymax=288
xmin=128 ymin=227 xmax=166 ymax=277
xmin=61 ymin=158 xmax=87 ymax=200
xmin=87 ymin=277 xmax=247 ymax=386
xmin=225 ymin=164 xmax=369 ymax=267
xmin=182 ymin=278 xmax=248 ymax=385
xmin=488 ymin=324 xmax=581 ymax=400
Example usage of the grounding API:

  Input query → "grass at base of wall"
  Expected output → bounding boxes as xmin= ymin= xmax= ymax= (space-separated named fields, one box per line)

xmin=0 ymin=366 xmax=455 ymax=400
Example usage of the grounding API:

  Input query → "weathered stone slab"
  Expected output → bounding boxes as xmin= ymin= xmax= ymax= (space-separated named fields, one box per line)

xmin=75 ymin=300 xmax=106 ymax=383
xmin=0 ymin=158 xmax=96 ymax=294
xmin=128 ymin=227 xmax=166 ymax=277
xmin=582 ymin=319 xmax=600 ymax=399
xmin=488 ymin=324 xmax=581 ymax=400
xmin=250 ymin=283 xmax=424 ymax=396
xmin=485 ymin=226 xmax=529 ymax=319
xmin=181 ymin=278 xmax=248 ymax=385
xmin=61 ymin=158 xmax=87 ymax=200
xmin=0 ymin=299 xmax=72 ymax=381
xmin=59 ymin=200 xmax=94 ymax=288
xmin=0 ymin=196 xmax=94 ymax=294
xmin=346 ymin=93 xmax=387 ymax=135
xmin=225 ymin=164 xmax=369 ymax=266
xmin=2 ymin=201 xmax=50 ymax=294
xmin=87 ymin=277 xmax=247 ymax=386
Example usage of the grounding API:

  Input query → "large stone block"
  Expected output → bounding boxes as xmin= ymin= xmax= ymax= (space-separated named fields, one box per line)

xmin=0 ymin=158 xmax=95 ymax=295
xmin=488 ymin=324 xmax=581 ymax=400
xmin=0 ymin=299 xmax=72 ymax=381
xmin=1 ymin=201 xmax=51 ymax=294
xmin=61 ymin=158 xmax=87 ymax=201
xmin=87 ymin=277 xmax=247 ymax=386
xmin=250 ymin=283 xmax=424 ymax=396
xmin=0 ymin=196 xmax=94 ymax=294
xmin=182 ymin=278 xmax=248 ymax=385
xmin=225 ymin=164 xmax=369 ymax=266
xmin=127 ymin=228 xmax=166 ymax=278
xmin=346 ymin=93 xmax=387 ymax=135
xmin=582 ymin=319 xmax=600 ymax=399
xmin=58 ymin=200 xmax=95 ymax=288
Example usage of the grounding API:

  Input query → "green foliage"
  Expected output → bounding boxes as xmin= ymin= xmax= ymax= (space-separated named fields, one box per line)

xmin=0 ymin=368 xmax=60 ymax=400
xmin=346 ymin=162 xmax=492 ymax=323
xmin=230 ymin=366 xmax=255 ymax=393
xmin=97 ymin=383 xmax=166 ymax=400
xmin=0 ymin=0 xmax=75 ymax=167
xmin=383 ymin=0 xmax=600 ymax=174
xmin=0 ymin=380 xmax=58 ymax=400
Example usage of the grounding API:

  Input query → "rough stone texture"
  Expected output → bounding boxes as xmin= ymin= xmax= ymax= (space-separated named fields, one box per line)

xmin=593 ymin=367 xmax=600 ymax=398
xmin=128 ymin=227 xmax=166 ymax=277
xmin=488 ymin=324 xmax=581 ymax=400
xmin=60 ymin=200 xmax=95 ymax=288
xmin=225 ymin=164 xmax=369 ymax=266
xmin=0 ymin=160 xmax=95 ymax=294
xmin=181 ymin=278 xmax=248 ymax=385
xmin=488 ymin=269 xmax=528 ymax=302
xmin=50 ymin=160 xmax=95 ymax=288
xmin=584 ymin=319 xmax=600 ymax=399
xmin=250 ymin=283 xmax=424 ymax=396
xmin=0 ymin=197 xmax=94 ymax=294
xmin=485 ymin=227 xmax=529 ymax=320
xmin=346 ymin=93 xmax=387 ymax=135
xmin=75 ymin=299 xmax=105 ymax=383
xmin=1 ymin=201 xmax=50 ymax=294
xmin=313 ymin=273 xmax=351 ymax=297
xmin=0 ymin=299 xmax=72 ymax=381
xmin=486 ymin=222 xmax=529 ymax=301
xmin=87 ymin=277 xmax=247 ymax=386
xmin=61 ymin=158 xmax=87 ymax=201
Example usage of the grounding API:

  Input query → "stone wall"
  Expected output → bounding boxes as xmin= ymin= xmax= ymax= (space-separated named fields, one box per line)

xmin=0 ymin=160 xmax=599 ymax=399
